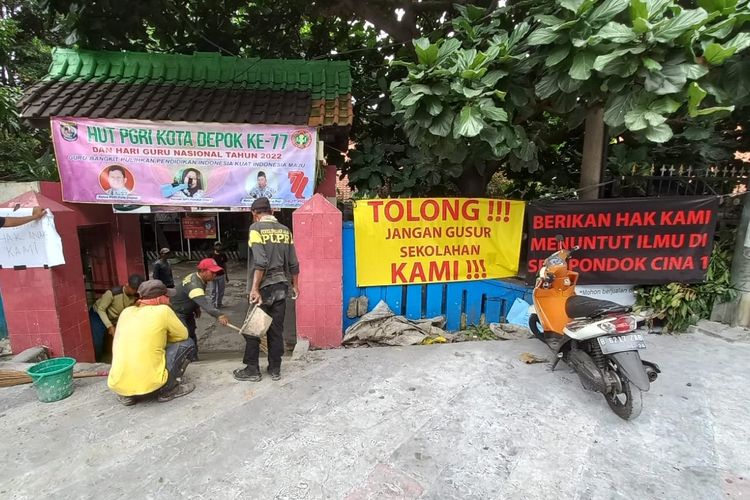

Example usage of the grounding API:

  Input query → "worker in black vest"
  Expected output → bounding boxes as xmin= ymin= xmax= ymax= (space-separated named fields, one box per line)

xmin=170 ymin=258 xmax=229 ymax=361
xmin=235 ymin=197 xmax=299 ymax=382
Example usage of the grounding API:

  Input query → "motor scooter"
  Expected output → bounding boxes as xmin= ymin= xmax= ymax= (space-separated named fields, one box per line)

xmin=528 ymin=236 xmax=660 ymax=420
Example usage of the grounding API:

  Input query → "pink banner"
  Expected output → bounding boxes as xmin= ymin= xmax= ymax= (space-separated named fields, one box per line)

xmin=51 ymin=117 xmax=318 ymax=208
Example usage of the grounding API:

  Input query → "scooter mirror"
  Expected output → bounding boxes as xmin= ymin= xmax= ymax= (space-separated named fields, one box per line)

xmin=555 ymin=234 xmax=564 ymax=243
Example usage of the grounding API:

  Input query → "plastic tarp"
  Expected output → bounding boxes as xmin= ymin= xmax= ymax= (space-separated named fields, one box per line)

xmin=343 ymin=300 xmax=448 ymax=346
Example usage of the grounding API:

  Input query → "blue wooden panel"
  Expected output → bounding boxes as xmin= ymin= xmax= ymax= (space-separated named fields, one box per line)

xmin=445 ymin=283 xmax=465 ymax=331
xmin=405 ymin=285 xmax=422 ymax=319
xmin=342 ymin=222 xmax=359 ymax=330
xmin=385 ymin=286 xmax=404 ymax=315
xmin=485 ymin=293 xmax=502 ymax=324
xmin=464 ymin=283 xmax=485 ymax=326
xmin=425 ymin=283 xmax=444 ymax=318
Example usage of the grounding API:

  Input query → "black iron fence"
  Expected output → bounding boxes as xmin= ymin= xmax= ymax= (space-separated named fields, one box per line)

xmin=605 ymin=164 xmax=748 ymax=229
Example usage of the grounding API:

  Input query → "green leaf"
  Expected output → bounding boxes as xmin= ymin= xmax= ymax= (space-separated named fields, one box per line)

xmin=535 ymin=14 xmax=566 ymax=26
xmin=704 ymin=18 xmax=736 ymax=38
xmin=461 ymin=68 xmax=488 ymax=80
xmin=560 ymin=0 xmax=585 ymax=13
xmin=684 ymin=64 xmax=709 ymax=79
xmin=401 ymin=92 xmax=423 ymax=106
xmin=625 ymin=110 xmax=649 ymax=131
xmin=604 ymin=92 xmax=637 ymax=127
xmin=535 ymin=74 xmax=559 ymax=99
xmin=703 ymin=42 xmax=737 ymax=64
xmin=413 ymin=38 xmax=439 ymax=66
xmin=682 ymin=126 xmax=713 ymax=140
xmin=654 ymin=8 xmax=709 ymax=42
xmin=644 ymin=110 xmax=667 ymax=126
xmin=527 ymin=27 xmax=560 ymax=45
xmin=650 ymin=97 xmax=681 ymax=114
xmin=428 ymin=110 xmax=453 ymax=137
xmin=631 ymin=0 xmax=648 ymax=21
xmin=698 ymin=0 xmax=738 ymax=14
xmin=423 ymin=96 xmax=443 ymax=116
xmin=430 ymin=83 xmax=450 ymax=96
xmin=545 ymin=45 xmax=571 ymax=66
xmin=436 ymin=38 xmax=461 ymax=65
xmin=633 ymin=17 xmax=652 ymax=33
xmin=588 ymin=0 xmax=630 ymax=25
xmin=687 ymin=81 xmax=708 ymax=115
xmin=647 ymin=0 xmax=674 ymax=19
xmin=602 ymin=58 xmax=640 ymax=77
xmin=558 ymin=73 xmax=584 ymax=92
xmin=410 ymin=84 xmax=433 ymax=95
xmin=479 ymin=103 xmax=509 ymax=122
xmin=480 ymin=69 xmax=508 ymax=87
xmin=645 ymin=123 xmax=674 ymax=143
xmin=597 ymin=22 xmax=636 ymax=42
xmin=643 ymin=57 xmax=662 ymax=71
xmin=727 ymin=32 xmax=750 ymax=52
xmin=509 ymin=22 xmax=531 ymax=47
xmin=593 ymin=49 xmax=630 ymax=72
xmin=644 ymin=64 xmax=688 ymax=94
xmin=454 ymin=105 xmax=485 ymax=138
xmin=569 ymin=51 xmax=597 ymax=80
xmin=460 ymin=86 xmax=485 ymax=98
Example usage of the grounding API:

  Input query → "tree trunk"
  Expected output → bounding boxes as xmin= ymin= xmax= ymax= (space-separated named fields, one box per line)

xmin=579 ymin=105 xmax=606 ymax=200
xmin=456 ymin=165 xmax=488 ymax=197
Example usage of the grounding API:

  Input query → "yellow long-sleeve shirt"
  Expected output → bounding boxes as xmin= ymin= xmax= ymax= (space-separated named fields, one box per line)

xmin=107 ymin=304 xmax=188 ymax=396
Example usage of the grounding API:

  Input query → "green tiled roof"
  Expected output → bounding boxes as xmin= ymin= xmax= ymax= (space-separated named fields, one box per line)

xmin=45 ymin=48 xmax=351 ymax=100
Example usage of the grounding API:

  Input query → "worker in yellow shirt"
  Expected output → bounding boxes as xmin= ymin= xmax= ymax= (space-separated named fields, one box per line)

xmin=107 ymin=280 xmax=197 ymax=405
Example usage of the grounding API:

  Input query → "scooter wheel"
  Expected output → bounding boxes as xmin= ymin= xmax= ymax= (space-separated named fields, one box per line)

xmin=528 ymin=314 xmax=544 ymax=340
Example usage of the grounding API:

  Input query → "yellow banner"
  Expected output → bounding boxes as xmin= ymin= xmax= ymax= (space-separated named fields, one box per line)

xmin=354 ymin=198 xmax=526 ymax=286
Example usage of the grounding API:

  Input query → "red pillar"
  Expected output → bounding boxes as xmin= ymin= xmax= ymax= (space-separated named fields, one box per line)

xmin=293 ymin=194 xmax=342 ymax=348
xmin=0 ymin=192 xmax=94 ymax=361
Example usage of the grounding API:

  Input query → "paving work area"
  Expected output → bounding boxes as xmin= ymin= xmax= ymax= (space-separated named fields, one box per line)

xmin=1 ymin=328 xmax=749 ymax=499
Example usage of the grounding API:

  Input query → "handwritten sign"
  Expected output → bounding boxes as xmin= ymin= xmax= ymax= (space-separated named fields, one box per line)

xmin=0 ymin=209 xmax=65 ymax=268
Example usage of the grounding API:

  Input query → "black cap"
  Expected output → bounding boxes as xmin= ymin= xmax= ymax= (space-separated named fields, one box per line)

xmin=251 ymin=197 xmax=271 ymax=212
xmin=128 ymin=274 xmax=145 ymax=289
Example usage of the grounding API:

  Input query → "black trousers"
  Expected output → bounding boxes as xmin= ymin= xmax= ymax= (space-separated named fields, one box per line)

xmin=243 ymin=298 xmax=286 ymax=373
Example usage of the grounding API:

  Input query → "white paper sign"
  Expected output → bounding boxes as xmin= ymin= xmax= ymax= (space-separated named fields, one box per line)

xmin=576 ymin=284 xmax=636 ymax=306
xmin=0 ymin=209 xmax=65 ymax=268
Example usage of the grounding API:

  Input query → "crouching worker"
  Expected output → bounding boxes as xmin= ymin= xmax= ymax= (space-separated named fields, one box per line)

xmin=107 ymin=280 xmax=197 ymax=406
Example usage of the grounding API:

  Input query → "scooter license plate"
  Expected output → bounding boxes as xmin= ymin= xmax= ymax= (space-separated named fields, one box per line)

xmin=597 ymin=334 xmax=647 ymax=354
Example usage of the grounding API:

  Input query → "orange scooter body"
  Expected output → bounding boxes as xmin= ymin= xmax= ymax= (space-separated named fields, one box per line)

xmin=532 ymin=248 xmax=579 ymax=335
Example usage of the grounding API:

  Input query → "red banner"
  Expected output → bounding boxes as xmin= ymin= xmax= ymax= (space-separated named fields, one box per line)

xmin=181 ymin=216 xmax=217 ymax=239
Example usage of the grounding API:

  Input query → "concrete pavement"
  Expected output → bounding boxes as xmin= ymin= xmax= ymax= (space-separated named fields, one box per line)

xmin=1 ymin=331 xmax=748 ymax=499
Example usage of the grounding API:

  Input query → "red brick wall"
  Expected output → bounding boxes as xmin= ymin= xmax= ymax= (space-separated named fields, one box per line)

xmin=293 ymin=194 xmax=343 ymax=348
xmin=0 ymin=183 xmax=145 ymax=361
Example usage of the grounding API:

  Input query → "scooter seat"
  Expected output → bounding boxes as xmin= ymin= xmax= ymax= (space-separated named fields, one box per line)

xmin=565 ymin=295 xmax=630 ymax=319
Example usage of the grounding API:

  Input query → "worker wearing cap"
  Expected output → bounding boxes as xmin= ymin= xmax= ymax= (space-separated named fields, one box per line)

xmin=152 ymin=247 xmax=174 ymax=288
xmin=108 ymin=279 xmax=197 ymax=405
xmin=89 ymin=274 xmax=145 ymax=361
xmin=170 ymin=258 xmax=229 ymax=360
xmin=235 ymin=197 xmax=299 ymax=382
